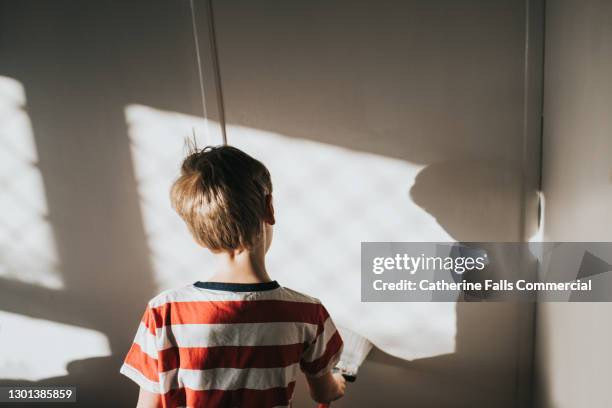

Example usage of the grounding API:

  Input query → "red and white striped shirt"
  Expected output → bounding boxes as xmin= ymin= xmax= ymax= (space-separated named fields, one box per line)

xmin=120 ymin=281 xmax=343 ymax=408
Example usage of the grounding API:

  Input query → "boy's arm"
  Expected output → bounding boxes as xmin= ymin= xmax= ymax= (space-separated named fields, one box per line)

xmin=119 ymin=305 xmax=163 ymax=408
xmin=305 ymin=371 xmax=346 ymax=403
xmin=136 ymin=388 xmax=162 ymax=408
xmin=300 ymin=303 xmax=345 ymax=403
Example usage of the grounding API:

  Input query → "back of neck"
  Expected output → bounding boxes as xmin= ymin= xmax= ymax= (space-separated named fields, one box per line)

xmin=209 ymin=248 xmax=271 ymax=284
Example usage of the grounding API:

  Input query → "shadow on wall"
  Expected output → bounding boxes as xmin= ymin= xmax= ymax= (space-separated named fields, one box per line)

xmin=287 ymin=158 xmax=532 ymax=408
xmin=210 ymin=0 xmax=527 ymax=166
xmin=0 ymin=1 xmax=206 ymax=406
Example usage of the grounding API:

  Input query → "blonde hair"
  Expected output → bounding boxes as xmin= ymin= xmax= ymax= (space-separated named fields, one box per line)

xmin=170 ymin=145 xmax=272 ymax=251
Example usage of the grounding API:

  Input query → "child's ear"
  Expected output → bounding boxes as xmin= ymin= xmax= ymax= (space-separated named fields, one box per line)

xmin=264 ymin=194 xmax=275 ymax=225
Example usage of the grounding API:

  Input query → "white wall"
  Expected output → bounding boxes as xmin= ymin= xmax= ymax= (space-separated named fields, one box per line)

xmin=535 ymin=1 xmax=612 ymax=407
xmin=211 ymin=1 xmax=542 ymax=406
xmin=0 ymin=1 xmax=544 ymax=406
xmin=0 ymin=1 xmax=214 ymax=406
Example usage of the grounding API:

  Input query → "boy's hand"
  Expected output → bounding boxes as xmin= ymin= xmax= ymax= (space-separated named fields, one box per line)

xmin=333 ymin=372 xmax=347 ymax=396
xmin=306 ymin=371 xmax=346 ymax=403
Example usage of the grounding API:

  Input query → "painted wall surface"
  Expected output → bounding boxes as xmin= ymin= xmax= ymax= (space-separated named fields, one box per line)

xmin=211 ymin=1 xmax=541 ymax=406
xmin=0 ymin=1 xmax=542 ymax=407
xmin=535 ymin=1 xmax=612 ymax=407
xmin=0 ymin=1 xmax=216 ymax=406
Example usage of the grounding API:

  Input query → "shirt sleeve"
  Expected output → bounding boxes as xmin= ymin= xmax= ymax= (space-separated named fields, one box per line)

xmin=300 ymin=303 xmax=344 ymax=378
xmin=119 ymin=305 xmax=161 ymax=393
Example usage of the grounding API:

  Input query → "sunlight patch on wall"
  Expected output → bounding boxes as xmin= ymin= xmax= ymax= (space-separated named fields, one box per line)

xmin=230 ymin=124 xmax=456 ymax=361
xmin=0 ymin=311 xmax=110 ymax=381
xmin=123 ymin=104 xmax=455 ymax=361
xmin=0 ymin=76 xmax=62 ymax=289
xmin=124 ymin=104 xmax=218 ymax=290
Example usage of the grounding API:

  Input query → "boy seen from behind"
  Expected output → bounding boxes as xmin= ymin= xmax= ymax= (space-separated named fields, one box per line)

xmin=120 ymin=145 xmax=345 ymax=408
